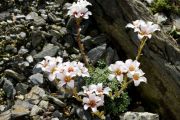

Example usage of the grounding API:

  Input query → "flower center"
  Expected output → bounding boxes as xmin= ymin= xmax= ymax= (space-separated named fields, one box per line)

xmin=129 ymin=65 xmax=135 ymax=71
xmin=51 ymin=67 xmax=57 ymax=73
xmin=88 ymin=100 xmax=96 ymax=108
xmin=68 ymin=67 xmax=74 ymax=73
xmin=133 ymin=73 xmax=139 ymax=80
xmin=43 ymin=62 xmax=48 ymax=67
xmin=73 ymin=12 xmax=78 ymax=16
xmin=64 ymin=76 xmax=72 ymax=82
xmin=115 ymin=69 xmax=122 ymax=75
xmin=97 ymin=88 xmax=103 ymax=94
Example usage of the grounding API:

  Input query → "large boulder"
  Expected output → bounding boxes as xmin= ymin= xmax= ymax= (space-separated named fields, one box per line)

xmin=88 ymin=0 xmax=180 ymax=119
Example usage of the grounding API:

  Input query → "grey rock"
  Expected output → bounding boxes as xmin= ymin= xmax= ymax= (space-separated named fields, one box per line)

xmin=18 ymin=61 xmax=30 ymax=68
xmin=76 ymin=107 xmax=92 ymax=120
xmin=14 ymin=100 xmax=33 ymax=110
xmin=31 ymin=31 xmax=43 ymax=48
xmin=5 ymin=45 xmax=16 ymax=52
xmin=119 ymin=112 xmax=159 ymax=120
xmin=33 ymin=44 xmax=59 ymax=59
xmin=56 ymin=0 xmax=65 ymax=6
xmin=25 ymin=86 xmax=46 ymax=104
xmin=39 ymin=100 xmax=49 ymax=109
xmin=174 ymin=15 xmax=180 ymax=30
xmin=4 ymin=69 xmax=26 ymax=81
xmin=29 ymin=73 xmax=44 ymax=85
xmin=3 ymin=78 xmax=16 ymax=98
xmin=19 ymin=32 xmax=26 ymax=38
xmin=15 ymin=83 xmax=29 ymax=95
xmin=0 ymin=105 xmax=5 ymax=112
xmin=50 ymin=30 xmax=61 ymax=39
xmin=41 ymin=13 xmax=48 ymax=20
xmin=11 ymin=104 xmax=30 ymax=118
xmin=34 ymin=16 xmax=46 ymax=26
xmin=154 ymin=13 xmax=167 ymax=24
xmin=0 ymin=110 xmax=11 ymax=120
xmin=30 ymin=105 xmax=42 ymax=116
xmin=87 ymin=44 xmax=107 ymax=64
xmin=5 ymin=36 xmax=11 ymax=40
xmin=52 ymin=110 xmax=63 ymax=119
xmin=82 ymin=35 xmax=107 ymax=50
xmin=47 ymin=96 xmax=66 ymax=107
xmin=26 ymin=12 xmax=38 ymax=20
xmin=59 ymin=27 xmax=67 ymax=36
xmin=51 ymin=118 xmax=59 ymax=120
xmin=15 ymin=15 xmax=26 ymax=20
xmin=62 ymin=50 xmax=69 ymax=58
xmin=18 ymin=46 xmax=29 ymax=55
xmin=0 ymin=11 xmax=10 ymax=21
xmin=26 ymin=55 xmax=34 ymax=63
xmin=48 ymin=13 xmax=61 ymax=23
xmin=105 ymin=47 xmax=119 ymax=65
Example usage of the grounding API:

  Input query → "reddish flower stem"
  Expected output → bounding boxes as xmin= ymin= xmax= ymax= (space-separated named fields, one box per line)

xmin=76 ymin=19 xmax=90 ymax=67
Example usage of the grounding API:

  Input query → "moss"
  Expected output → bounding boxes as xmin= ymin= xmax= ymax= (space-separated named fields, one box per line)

xmin=151 ymin=0 xmax=180 ymax=15
xmin=85 ymin=61 xmax=130 ymax=115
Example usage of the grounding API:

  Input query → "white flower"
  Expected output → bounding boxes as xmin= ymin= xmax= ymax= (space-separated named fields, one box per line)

xmin=94 ymin=83 xmax=111 ymax=96
xmin=83 ymin=94 xmax=104 ymax=112
xmin=63 ymin=61 xmax=78 ymax=74
xmin=67 ymin=0 xmax=92 ymax=19
xmin=57 ymin=72 xmax=76 ymax=88
xmin=46 ymin=61 xmax=58 ymax=81
xmin=76 ymin=62 xmax=90 ymax=77
xmin=36 ymin=56 xmax=54 ymax=71
xmin=137 ymin=21 xmax=160 ymax=39
xmin=125 ymin=59 xmax=140 ymax=74
xmin=127 ymin=69 xmax=147 ymax=86
xmin=108 ymin=61 xmax=128 ymax=83
xmin=126 ymin=20 xmax=144 ymax=32
xmin=126 ymin=20 xmax=160 ymax=40
xmin=82 ymin=84 xmax=97 ymax=95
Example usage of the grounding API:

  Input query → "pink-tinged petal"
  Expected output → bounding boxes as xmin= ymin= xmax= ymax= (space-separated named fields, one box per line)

xmin=138 ymin=33 xmax=144 ymax=40
xmin=147 ymin=34 xmax=152 ymax=39
xmin=48 ymin=74 xmax=55 ymax=81
xmin=126 ymin=23 xmax=135 ymax=28
xmin=104 ymin=87 xmax=111 ymax=95
xmin=83 ymin=97 xmax=90 ymax=104
xmin=134 ymin=80 xmax=141 ymax=86
xmin=138 ymin=69 xmax=145 ymax=76
xmin=89 ymin=94 xmax=96 ymax=100
xmin=108 ymin=74 xmax=115 ymax=80
xmin=116 ymin=75 xmax=123 ymax=83
xmin=127 ymin=72 xmax=134 ymax=78
xmin=139 ymin=77 xmax=147 ymax=83
xmin=125 ymin=59 xmax=133 ymax=66
xmin=67 ymin=80 xmax=74 ymax=88
xmin=115 ymin=61 xmax=124 ymax=66
xmin=91 ymin=107 xmax=97 ymax=113
xmin=133 ymin=60 xmax=140 ymax=68
xmin=84 ymin=104 xmax=89 ymax=110
xmin=60 ymin=80 xmax=66 ymax=87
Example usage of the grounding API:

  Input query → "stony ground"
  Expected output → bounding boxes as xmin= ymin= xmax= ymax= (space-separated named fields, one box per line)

xmin=0 ymin=0 xmax=179 ymax=120
xmin=0 ymin=0 xmax=121 ymax=120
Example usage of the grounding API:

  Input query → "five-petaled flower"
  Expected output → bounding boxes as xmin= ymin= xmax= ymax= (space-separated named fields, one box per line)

xmin=83 ymin=94 xmax=104 ymax=112
xmin=126 ymin=20 xmax=160 ymax=39
xmin=67 ymin=0 xmax=92 ymax=19
xmin=108 ymin=61 xmax=128 ymax=83
xmin=127 ymin=69 xmax=147 ymax=86
xmin=125 ymin=59 xmax=140 ymax=74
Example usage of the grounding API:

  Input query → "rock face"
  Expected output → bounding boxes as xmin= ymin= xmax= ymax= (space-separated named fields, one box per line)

xmin=120 ymin=112 xmax=159 ymax=120
xmin=88 ymin=0 xmax=180 ymax=119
